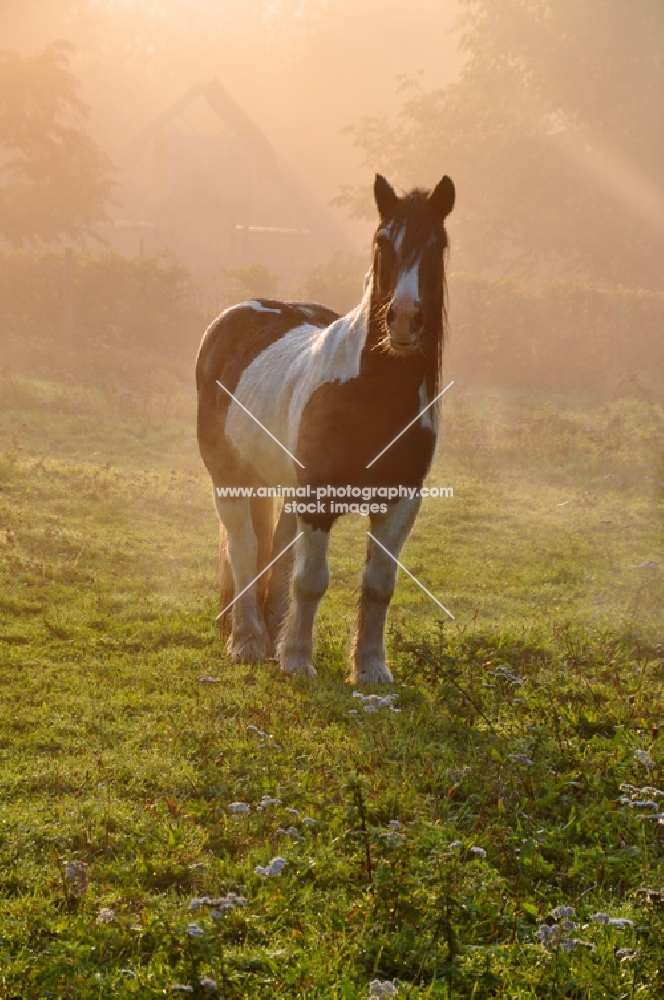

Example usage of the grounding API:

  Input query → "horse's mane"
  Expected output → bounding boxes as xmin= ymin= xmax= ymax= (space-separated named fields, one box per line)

xmin=387 ymin=189 xmax=449 ymax=270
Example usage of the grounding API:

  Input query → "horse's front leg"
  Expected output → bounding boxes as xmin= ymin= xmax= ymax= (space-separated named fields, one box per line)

xmin=215 ymin=496 xmax=271 ymax=663
xmin=279 ymin=522 xmax=330 ymax=677
xmin=352 ymin=496 xmax=421 ymax=684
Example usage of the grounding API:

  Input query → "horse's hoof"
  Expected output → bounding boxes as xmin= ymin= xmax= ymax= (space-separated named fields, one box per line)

xmin=351 ymin=656 xmax=394 ymax=685
xmin=227 ymin=633 xmax=271 ymax=664
xmin=280 ymin=651 xmax=317 ymax=678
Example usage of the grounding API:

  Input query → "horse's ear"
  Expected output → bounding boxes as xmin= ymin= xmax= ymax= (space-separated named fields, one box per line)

xmin=374 ymin=174 xmax=399 ymax=220
xmin=429 ymin=175 xmax=455 ymax=220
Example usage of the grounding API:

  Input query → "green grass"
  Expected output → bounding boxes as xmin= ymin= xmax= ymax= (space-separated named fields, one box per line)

xmin=0 ymin=342 xmax=663 ymax=998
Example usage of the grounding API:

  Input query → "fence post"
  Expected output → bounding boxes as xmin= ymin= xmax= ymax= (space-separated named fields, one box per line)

xmin=62 ymin=247 xmax=75 ymax=344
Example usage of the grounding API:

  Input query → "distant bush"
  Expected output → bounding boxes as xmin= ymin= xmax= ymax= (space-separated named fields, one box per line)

xmin=446 ymin=275 xmax=664 ymax=396
xmin=0 ymin=249 xmax=205 ymax=358
xmin=295 ymin=252 xmax=367 ymax=315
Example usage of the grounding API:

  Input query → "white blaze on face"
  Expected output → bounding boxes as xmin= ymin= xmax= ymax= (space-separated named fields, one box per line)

xmin=389 ymin=259 xmax=420 ymax=344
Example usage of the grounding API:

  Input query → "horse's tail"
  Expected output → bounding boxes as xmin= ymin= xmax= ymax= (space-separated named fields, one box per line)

xmin=250 ymin=496 xmax=278 ymax=608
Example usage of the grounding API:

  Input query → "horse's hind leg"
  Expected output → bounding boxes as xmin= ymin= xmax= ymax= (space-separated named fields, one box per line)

xmin=352 ymin=496 xmax=421 ymax=684
xmin=217 ymin=523 xmax=234 ymax=640
xmin=215 ymin=495 xmax=270 ymax=663
xmin=264 ymin=504 xmax=297 ymax=643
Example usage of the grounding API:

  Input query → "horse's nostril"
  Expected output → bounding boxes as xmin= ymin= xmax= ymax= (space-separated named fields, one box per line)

xmin=411 ymin=306 xmax=424 ymax=333
xmin=386 ymin=304 xmax=396 ymax=326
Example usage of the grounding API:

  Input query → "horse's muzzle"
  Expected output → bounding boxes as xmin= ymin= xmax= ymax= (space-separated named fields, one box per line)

xmin=387 ymin=298 xmax=423 ymax=351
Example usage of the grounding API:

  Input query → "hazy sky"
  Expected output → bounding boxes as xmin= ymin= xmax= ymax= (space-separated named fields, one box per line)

xmin=0 ymin=0 xmax=462 ymax=244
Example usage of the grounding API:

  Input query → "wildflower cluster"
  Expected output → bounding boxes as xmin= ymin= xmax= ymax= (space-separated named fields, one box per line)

xmin=384 ymin=819 xmax=404 ymax=846
xmin=257 ymin=794 xmax=281 ymax=810
xmin=535 ymin=906 xmax=593 ymax=952
xmin=589 ymin=912 xmax=634 ymax=929
xmin=446 ymin=840 xmax=486 ymax=857
xmin=351 ymin=691 xmax=400 ymax=713
xmin=227 ymin=801 xmax=250 ymax=815
xmin=172 ymin=977 xmax=217 ymax=993
xmin=255 ymin=856 xmax=288 ymax=877
xmin=634 ymin=750 xmax=655 ymax=772
xmin=277 ymin=825 xmax=303 ymax=841
xmin=369 ymin=979 xmax=399 ymax=997
xmin=618 ymin=782 xmax=664 ymax=817
xmin=189 ymin=892 xmax=247 ymax=918
xmin=509 ymin=753 xmax=534 ymax=766
xmin=485 ymin=664 xmax=522 ymax=686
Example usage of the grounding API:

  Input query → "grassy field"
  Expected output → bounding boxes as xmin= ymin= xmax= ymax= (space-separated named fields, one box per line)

xmin=0 ymin=338 xmax=663 ymax=998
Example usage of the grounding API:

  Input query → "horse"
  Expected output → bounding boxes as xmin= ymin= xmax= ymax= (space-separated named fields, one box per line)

xmin=196 ymin=172 xmax=455 ymax=683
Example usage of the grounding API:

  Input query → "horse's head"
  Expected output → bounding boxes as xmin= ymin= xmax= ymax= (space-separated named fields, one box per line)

xmin=371 ymin=173 xmax=455 ymax=354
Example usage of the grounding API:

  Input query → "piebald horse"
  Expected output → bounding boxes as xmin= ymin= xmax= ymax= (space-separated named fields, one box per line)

xmin=196 ymin=173 xmax=455 ymax=683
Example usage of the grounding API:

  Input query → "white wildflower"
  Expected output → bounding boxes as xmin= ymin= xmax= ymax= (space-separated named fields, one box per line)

xmin=95 ymin=907 xmax=115 ymax=924
xmin=349 ymin=710 xmax=359 ymax=715
xmin=302 ymin=817 xmax=316 ymax=827
xmin=278 ymin=826 xmax=304 ymax=841
xmin=448 ymin=840 xmax=462 ymax=850
xmin=186 ymin=923 xmax=205 ymax=938
xmin=188 ymin=897 xmax=210 ymax=910
xmin=590 ymin=913 xmax=611 ymax=924
xmin=369 ymin=979 xmax=398 ymax=997
xmin=470 ymin=846 xmax=486 ymax=857
xmin=198 ymin=676 xmax=220 ymax=684
xmin=200 ymin=976 xmax=217 ymax=990
xmin=551 ymin=906 xmax=575 ymax=920
xmin=509 ymin=754 xmax=533 ymax=767
xmin=364 ymin=704 xmax=379 ymax=713
xmin=228 ymin=802 xmax=250 ymax=815
xmin=284 ymin=807 xmax=300 ymax=816
xmin=247 ymin=724 xmax=268 ymax=737
xmin=616 ymin=948 xmax=640 ymax=961
xmin=171 ymin=987 xmax=194 ymax=994
xmin=634 ymin=750 xmax=655 ymax=772
xmin=609 ymin=917 xmax=634 ymax=928
xmin=255 ymin=856 xmax=287 ymax=877
xmin=257 ymin=795 xmax=281 ymax=810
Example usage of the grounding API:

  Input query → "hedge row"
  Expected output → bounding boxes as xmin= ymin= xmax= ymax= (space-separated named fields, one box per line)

xmin=1 ymin=251 xmax=662 ymax=395
xmin=446 ymin=274 xmax=664 ymax=394
xmin=0 ymin=250 xmax=205 ymax=359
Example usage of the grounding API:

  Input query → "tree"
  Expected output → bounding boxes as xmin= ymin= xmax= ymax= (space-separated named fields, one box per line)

xmin=0 ymin=42 xmax=114 ymax=248
xmin=335 ymin=0 xmax=664 ymax=291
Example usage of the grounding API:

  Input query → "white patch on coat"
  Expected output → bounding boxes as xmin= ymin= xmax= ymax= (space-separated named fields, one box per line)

xmin=418 ymin=379 xmax=435 ymax=430
xmin=226 ymin=284 xmax=371 ymax=484
xmin=246 ymin=300 xmax=282 ymax=314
